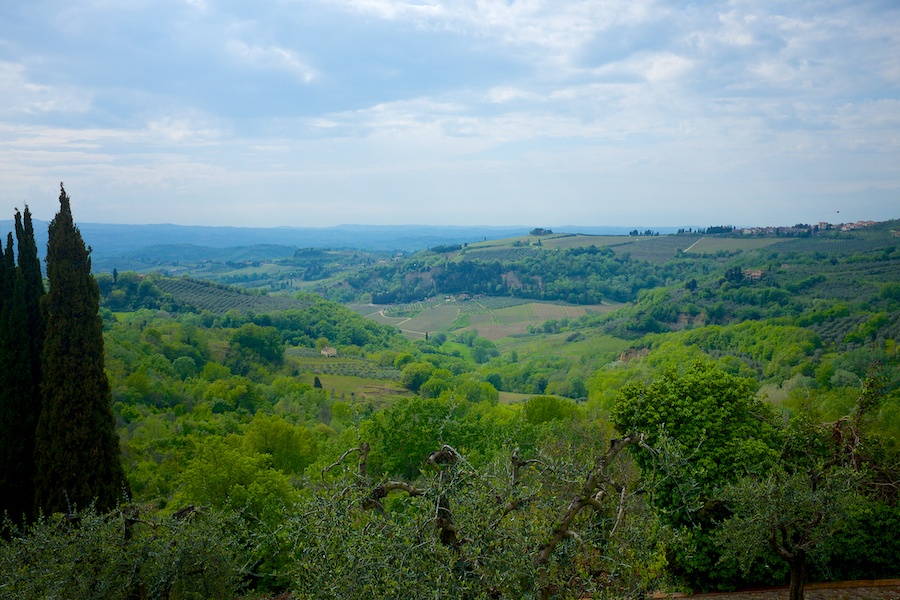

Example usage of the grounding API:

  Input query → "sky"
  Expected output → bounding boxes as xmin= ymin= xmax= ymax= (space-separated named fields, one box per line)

xmin=1 ymin=0 xmax=899 ymax=228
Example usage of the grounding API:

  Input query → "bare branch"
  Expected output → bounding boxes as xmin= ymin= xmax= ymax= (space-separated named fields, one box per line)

xmin=609 ymin=484 xmax=629 ymax=539
xmin=511 ymin=448 xmax=545 ymax=486
xmin=362 ymin=479 xmax=426 ymax=511
xmin=536 ymin=434 xmax=641 ymax=567
xmin=321 ymin=442 xmax=370 ymax=479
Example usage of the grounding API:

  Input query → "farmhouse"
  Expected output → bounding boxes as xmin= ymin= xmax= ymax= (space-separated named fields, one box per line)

xmin=321 ymin=346 xmax=337 ymax=357
xmin=743 ymin=269 xmax=764 ymax=281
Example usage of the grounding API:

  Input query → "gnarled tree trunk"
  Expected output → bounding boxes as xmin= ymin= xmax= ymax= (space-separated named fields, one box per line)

xmin=788 ymin=551 xmax=807 ymax=600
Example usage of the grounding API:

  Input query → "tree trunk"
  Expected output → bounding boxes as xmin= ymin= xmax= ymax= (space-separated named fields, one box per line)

xmin=788 ymin=552 xmax=807 ymax=600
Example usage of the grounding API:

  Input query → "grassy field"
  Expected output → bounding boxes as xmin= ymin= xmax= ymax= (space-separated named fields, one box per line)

xmin=498 ymin=391 xmax=538 ymax=405
xmin=283 ymin=352 xmax=408 ymax=403
xmin=456 ymin=300 xmax=621 ymax=340
xmin=497 ymin=329 xmax=631 ymax=364
xmin=356 ymin=297 xmax=624 ymax=340
xmin=298 ymin=373 xmax=409 ymax=404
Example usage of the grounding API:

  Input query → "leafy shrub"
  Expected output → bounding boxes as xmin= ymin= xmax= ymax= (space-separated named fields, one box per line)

xmin=0 ymin=509 xmax=247 ymax=600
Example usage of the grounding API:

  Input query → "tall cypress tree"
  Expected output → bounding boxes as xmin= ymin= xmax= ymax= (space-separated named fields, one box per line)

xmin=15 ymin=206 xmax=45 ymax=390
xmin=34 ymin=184 xmax=129 ymax=514
xmin=0 ymin=209 xmax=47 ymax=522
xmin=0 ymin=232 xmax=28 ymax=520
xmin=0 ymin=233 xmax=12 ymax=318
xmin=0 ymin=260 xmax=35 ymax=521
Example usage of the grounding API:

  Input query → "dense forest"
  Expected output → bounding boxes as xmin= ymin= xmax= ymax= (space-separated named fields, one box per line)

xmin=1 ymin=211 xmax=898 ymax=599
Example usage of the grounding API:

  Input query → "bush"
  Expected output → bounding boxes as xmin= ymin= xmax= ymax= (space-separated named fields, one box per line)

xmin=0 ymin=509 xmax=247 ymax=599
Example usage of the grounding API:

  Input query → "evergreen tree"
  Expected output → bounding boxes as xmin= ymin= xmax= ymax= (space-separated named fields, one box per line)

xmin=0 ymin=264 xmax=36 ymax=521
xmin=34 ymin=184 xmax=129 ymax=514
xmin=0 ymin=233 xmax=24 ymax=519
xmin=15 ymin=207 xmax=45 ymax=389
xmin=0 ymin=233 xmax=12 ymax=317
xmin=0 ymin=209 xmax=47 ymax=522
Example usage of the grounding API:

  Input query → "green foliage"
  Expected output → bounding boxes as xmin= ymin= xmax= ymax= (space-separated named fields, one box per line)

xmin=287 ymin=425 xmax=669 ymax=600
xmin=610 ymin=361 xmax=783 ymax=590
xmin=400 ymin=361 xmax=434 ymax=392
xmin=522 ymin=395 xmax=580 ymax=425
xmin=820 ymin=496 xmax=900 ymax=579
xmin=716 ymin=465 xmax=862 ymax=596
xmin=226 ymin=322 xmax=283 ymax=376
xmin=363 ymin=395 xmax=459 ymax=478
xmin=7 ymin=220 xmax=898 ymax=595
xmin=676 ymin=322 xmax=822 ymax=381
xmin=611 ymin=362 xmax=782 ymax=515
xmin=243 ymin=412 xmax=319 ymax=474
xmin=0 ymin=267 xmax=36 ymax=522
xmin=175 ymin=437 xmax=296 ymax=528
xmin=34 ymin=185 xmax=130 ymax=515
xmin=151 ymin=276 xmax=309 ymax=314
xmin=0 ymin=509 xmax=247 ymax=599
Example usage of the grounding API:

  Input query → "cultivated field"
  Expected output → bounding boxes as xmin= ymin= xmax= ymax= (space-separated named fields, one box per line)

xmin=683 ymin=237 xmax=784 ymax=254
xmin=357 ymin=297 xmax=622 ymax=340
xmin=465 ymin=233 xmax=706 ymax=264
xmin=541 ymin=234 xmax=640 ymax=250
xmin=155 ymin=277 xmax=310 ymax=313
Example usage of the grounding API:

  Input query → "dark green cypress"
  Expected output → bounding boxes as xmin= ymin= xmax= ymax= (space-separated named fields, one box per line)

xmin=0 ymin=233 xmax=12 ymax=316
xmin=34 ymin=184 xmax=130 ymax=514
xmin=0 ymin=233 xmax=24 ymax=519
xmin=0 ymin=261 xmax=36 ymax=521
xmin=15 ymin=206 xmax=46 ymax=389
xmin=0 ymin=209 xmax=47 ymax=522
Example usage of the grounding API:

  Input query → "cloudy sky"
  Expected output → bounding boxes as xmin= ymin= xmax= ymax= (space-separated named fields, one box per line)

xmin=1 ymin=0 xmax=898 ymax=228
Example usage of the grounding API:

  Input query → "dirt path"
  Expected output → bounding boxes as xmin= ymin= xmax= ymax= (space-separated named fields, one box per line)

xmin=657 ymin=580 xmax=900 ymax=600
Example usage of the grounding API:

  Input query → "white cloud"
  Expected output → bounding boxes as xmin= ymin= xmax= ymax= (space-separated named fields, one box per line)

xmin=485 ymin=86 xmax=540 ymax=104
xmin=225 ymin=40 xmax=317 ymax=83
xmin=322 ymin=0 xmax=662 ymax=67
xmin=145 ymin=115 xmax=225 ymax=145
xmin=0 ymin=61 xmax=92 ymax=116
xmin=592 ymin=52 xmax=695 ymax=83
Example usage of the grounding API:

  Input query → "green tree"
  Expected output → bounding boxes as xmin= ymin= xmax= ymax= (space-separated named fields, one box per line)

xmin=0 ymin=232 xmax=12 ymax=314
xmin=243 ymin=413 xmax=318 ymax=474
xmin=522 ymin=395 xmax=580 ymax=425
xmin=0 ymin=261 xmax=36 ymax=520
xmin=400 ymin=361 xmax=434 ymax=393
xmin=15 ymin=207 xmax=46 ymax=383
xmin=0 ymin=209 xmax=45 ymax=522
xmin=34 ymin=184 xmax=130 ymax=514
xmin=716 ymin=465 xmax=860 ymax=600
xmin=610 ymin=361 xmax=783 ymax=590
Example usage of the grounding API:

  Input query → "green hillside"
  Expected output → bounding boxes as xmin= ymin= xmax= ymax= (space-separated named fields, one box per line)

xmin=3 ymin=219 xmax=899 ymax=600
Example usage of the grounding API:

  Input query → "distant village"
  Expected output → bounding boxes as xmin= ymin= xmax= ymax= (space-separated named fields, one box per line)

xmin=676 ymin=219 xmax=885 ymax=237
xmin=739 ymin=219 xmax=881 ymax=236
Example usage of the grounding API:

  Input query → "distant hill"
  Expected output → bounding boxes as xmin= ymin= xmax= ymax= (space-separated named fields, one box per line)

xmin=0 ymin=220 xmax=678 ymax=274
xmin=0 ymin=222 xmax=539 ymax=272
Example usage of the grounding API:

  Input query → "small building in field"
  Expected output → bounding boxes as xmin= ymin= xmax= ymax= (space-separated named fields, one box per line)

xmin=743 ymin=269 xmax=764 ymax=281
xmin=321 ymin=346 xmax=337 ymax=358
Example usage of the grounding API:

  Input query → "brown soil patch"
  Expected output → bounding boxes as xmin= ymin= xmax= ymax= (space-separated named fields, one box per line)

xmin=655 ymin=579 xmax=900 ymax=600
